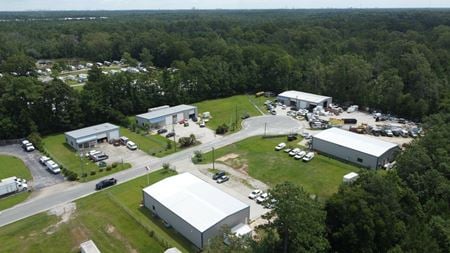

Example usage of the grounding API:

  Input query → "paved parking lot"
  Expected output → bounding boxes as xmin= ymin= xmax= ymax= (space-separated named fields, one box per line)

xmin=0 ymin=145 xmax=64 ymax=190
xmin=162 ymin=119 xmax=222 ymax=144
xmin=94 ymin=143 xmax=155 ymax=167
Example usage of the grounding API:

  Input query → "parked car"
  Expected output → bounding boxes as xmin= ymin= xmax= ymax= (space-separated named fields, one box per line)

xmin=303 ymin=152 xmax=315 ymax=162
xmin=212 ymin=171 xmax=226 ymax=180
xmin=289 ymin=148 xmax=301 ymax=156
xmin=92 ymin=153 xmax=109 ymax=162
xmin=126 ymin=141 xmax=137 ymax=150
xmin=119 ymin=136 xmax=129 ymax=145
xmin=270 ymin=110 xmax=277 ymax=115
xmin=199 ymin=121 xmax=206 ymax=128
xmin=248 ymin=189 xmax=262 ymax=199
xmin=39 ymin=156 xmax=51 ymax=165
xmin=45 ymin=160 xmax=61 ymax=174
xmin=287 ymin=134 xmax=298 ymax=141
xmin=21 ymin=140 xmax=35 ymax=152
xmin=294 ymin=151 xmax=307 ymax=160
xmin=216 ymin=175 xmax=229 ymax=184
xmin=275 ymin=143 xmax=286 ymax=151
xmin=384 ymin=129 xmax=394 ymax=137
xmin=166 ymin=132 xmax=175 ymax=138
xmin=184 ymin=122 xmax=189 ymax=127
xmin=157 ymin=128 xmax=168 ymax=134
xmin=256 ymin=192 xmax=269 ymax=204
xmin=95 ymin=178 xmax=117 ymax=190
xmin=88 ymin=150 xmax=102 ymax=160
xmin=283 ymin=148 xmax=292 ymax=153
xmin=178 ymin=119 xmax=186 ymax=124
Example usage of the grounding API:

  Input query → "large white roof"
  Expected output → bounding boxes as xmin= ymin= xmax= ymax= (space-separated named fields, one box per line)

xmin=137 ymin=104 xmax=196 ymax=120
xmin=65 ymin=123 xmax=119 ymax=139
xmin=143 ymin=173 xmax=249 ymax=232
xmin=313 ymin=128 xmax=398 ymax=157
xmin=278 ymin=90 xmax=331 ymax=104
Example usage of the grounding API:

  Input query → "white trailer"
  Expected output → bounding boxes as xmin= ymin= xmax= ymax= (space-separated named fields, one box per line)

xmin=0 ymin=177 xmax=28 ymax=197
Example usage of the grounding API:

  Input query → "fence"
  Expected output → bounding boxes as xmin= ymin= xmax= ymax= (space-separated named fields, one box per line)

xmin=0 ymin=138 xmax=23 ymax=146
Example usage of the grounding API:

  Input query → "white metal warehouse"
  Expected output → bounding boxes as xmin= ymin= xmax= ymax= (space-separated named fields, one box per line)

xmin=277 ymin=90 xmax=332 ymax=110
xmin=312 ymin=128 xmax=399 ymax=169
xmin=143 ymin=173 xmax=250 ymax=249
xmin=135 ymin=104 xmax=197 ymax=128
xmin=64 ymin=123 xmax=119 ymax=151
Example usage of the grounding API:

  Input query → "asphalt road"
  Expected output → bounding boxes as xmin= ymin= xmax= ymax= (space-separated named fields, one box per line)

xmin=0 ymin=145 xmax=64 ymax=190
xmin=0 ymin=115 xmax=302 ymax=227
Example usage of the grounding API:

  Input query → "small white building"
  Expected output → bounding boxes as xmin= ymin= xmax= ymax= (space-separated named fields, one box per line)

xmin=136 ymin=104 xmax=197 ymax=128
xmin=312 ymin=128 xmax=399 ymax=169
xmin=65 ymin=123 xmax=119 ymax=151
xmin=277 ymin=90 xmax=332 ymax=110
xmin=343 ymin=172 xmax=359 ymax=183
xmin=80 ymin=240 xmax=101 ymax=253
xmin=143 ymin=173 xmax=250 ymax=249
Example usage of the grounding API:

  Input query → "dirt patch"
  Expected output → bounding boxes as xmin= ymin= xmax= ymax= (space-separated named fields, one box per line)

xmin=43 ymin=202 xmax=76 ymax=235
xmin=71 ymin=226 xmax=89 ymax=245
xmin=216 ymin=153 xmax=239 ymax=162
xmin=218 ymin=153 xmax=249 ymax=176
xmin=104 ymin=224 xmax=138 ymax=253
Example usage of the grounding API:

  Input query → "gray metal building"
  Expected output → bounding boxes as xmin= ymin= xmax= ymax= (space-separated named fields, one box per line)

xmin=65 ymin=123 xmax=119 ymax=151
xmin=136 ymin=104 xmax=197 ymax=128
xmin=143 ymin=173 xmax=250 ymax=249
xmin=277 ymin=90 xmax=332 ymax=110
xmin=312 ymin=128 xmax=399 ymax=169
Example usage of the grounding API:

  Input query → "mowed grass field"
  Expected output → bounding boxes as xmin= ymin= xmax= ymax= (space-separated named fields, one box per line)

xmin=193 ymin=95 xmax=266 ymax=131
xmin=42 ymin=134 xmax=131 ymax=181
xmin=0 ymin=170 xmax=195 ymax=253
xmin=201 ymin=136 xmax=359 ymax=199
xmin=0 ymin=155 xmax=32 ymax=211
xmin=120 ymin=127 xmax=184 ymax=158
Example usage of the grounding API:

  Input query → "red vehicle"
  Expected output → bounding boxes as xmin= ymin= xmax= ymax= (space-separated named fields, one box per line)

xmin=178 ymin=119 xmax=186 ymax=124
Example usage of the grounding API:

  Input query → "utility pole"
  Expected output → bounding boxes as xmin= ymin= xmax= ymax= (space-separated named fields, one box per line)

xmin=235 ymin=105 xmax=238 ymax=130
xmin=172 ymin=123 xmax=176 ymax=152
xmin=212 ymin=147 xmax=215 ymax=170
xmin=146 ymin=166 xmax=150 ymax=185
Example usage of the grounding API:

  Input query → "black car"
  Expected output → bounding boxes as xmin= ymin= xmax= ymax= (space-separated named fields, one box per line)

xmin=212 ymin=171 xmax=226 ymax=180
xmin=157 ymin=128 xmax=168 ymax=134
xmin=166 ymin=132 xmax=175 ymax=138
xmin=287 ymin=134 xmax=298 ymax=141
xmin=95 ymin=178 xmax=117 ymax=190
xmin=192 ymin=116 xmax=198 ymax=122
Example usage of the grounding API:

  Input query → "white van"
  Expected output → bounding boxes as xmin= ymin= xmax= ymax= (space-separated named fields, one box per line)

xmin=126 ymin=141 xmax=137 ymax=150
xmin=119 ymin=136 xmax=129 ymax=145
xmin=45 ymin=160 xmax=61 ymax=174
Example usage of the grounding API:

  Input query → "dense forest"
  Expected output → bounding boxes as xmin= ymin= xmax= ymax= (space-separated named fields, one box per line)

xmin=0 ymin=10 xmax=449 ymax=252
xmin=0 ymin=10 xmax=449 ymax=138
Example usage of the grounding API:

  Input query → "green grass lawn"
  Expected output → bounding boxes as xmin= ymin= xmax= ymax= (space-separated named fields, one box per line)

xmin=0 ymin=155 xmax=32 ymax=180
xmin=120 ymin=127 xmax=192 ymax=158
xmin=0 ymin=170 xmax=195 ymax=253
xmin=42 ymin=134 xmax=131 ymax=181
xmin=193 ymin=95 xmax=265 ymax=132
xmin=201 ymin=136 xmax=360 ymax=199
xmin=0 ymin=155 xmax=33 ymax=210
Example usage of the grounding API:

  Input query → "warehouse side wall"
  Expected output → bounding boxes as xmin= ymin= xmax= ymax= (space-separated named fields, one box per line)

xmin=202 ymin=206 xmax=250 ymax=248
xmin=143 ymin=192 xmax=202 ymax=248
xmin=312 ymin=137 xmax=378 ymax=168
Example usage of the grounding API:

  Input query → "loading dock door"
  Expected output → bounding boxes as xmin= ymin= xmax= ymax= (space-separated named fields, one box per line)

xmin=177 ymin=113 xmax=184 ymax=121
xmin=299 ymin=101 xmax=307 ymax=109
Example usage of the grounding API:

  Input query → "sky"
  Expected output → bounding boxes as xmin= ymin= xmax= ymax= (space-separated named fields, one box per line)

xmin=0 ymin=0 xmax=449 ymax=11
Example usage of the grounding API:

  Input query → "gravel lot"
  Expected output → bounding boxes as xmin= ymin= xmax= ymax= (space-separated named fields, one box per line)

xmin=0 ymin=145 xmax=64 ymax=190
xmin=168 ymin=119 xmax=222 ymax=144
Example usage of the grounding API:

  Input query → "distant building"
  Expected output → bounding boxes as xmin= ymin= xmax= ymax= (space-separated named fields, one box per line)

xmin=136 ymin=104 xmax=197 ymax=128
xmin=143 ymin=173 xmax=250 ymax=249
xmin=312 ymin=128 xmax=399 ymax=169
xmin=277 ymin=90 xmax=332 ymax=110
xmin=80 ymin=240 xmax=101 ymax=253
xmin=65 ymin=123 xmax=119 ymax=150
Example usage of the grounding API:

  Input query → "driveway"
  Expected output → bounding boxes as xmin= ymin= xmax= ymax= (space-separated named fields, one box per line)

xmin=0 ymin=145 xmax=64 ymax=190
